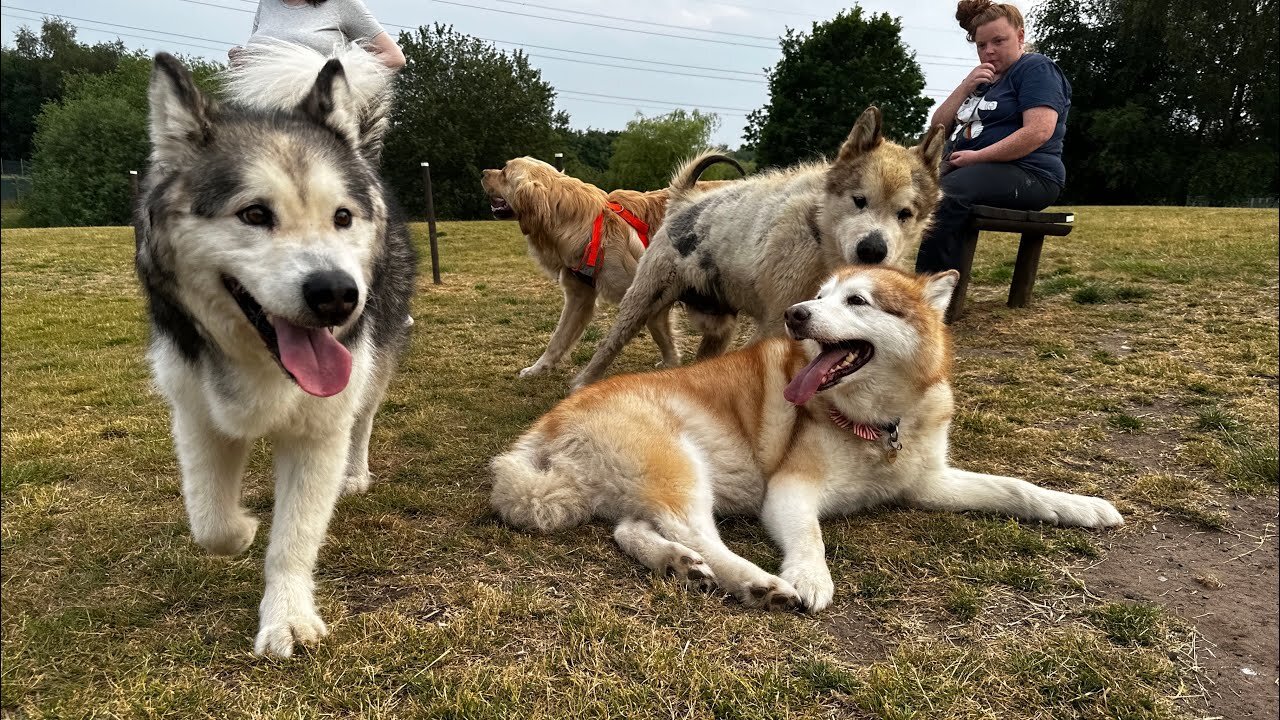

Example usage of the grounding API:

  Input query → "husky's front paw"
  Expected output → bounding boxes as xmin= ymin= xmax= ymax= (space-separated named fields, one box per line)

xmin=341 ymin=471 xmax=372 ymax=496
xmin=1051 ymin=495 xmax=1124 ymax=528
xmin=253 ymin=609 xmax=329 ymax=658
xmin=192 ymin=511 xmax=258 ymax=556
xmin=518 ymin=362 xmax=552 ymax=378
xmin=781 ymin=564 xmax=834 ymax=613
xmin=740 ymin=577 xmax=804 ymax=612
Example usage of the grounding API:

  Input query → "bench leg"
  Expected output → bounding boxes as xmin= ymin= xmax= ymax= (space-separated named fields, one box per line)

xmin=946 ymin=226 xmax=980 ymax=323
xmin=1008 ymin=233 xmax=1045 ymax=308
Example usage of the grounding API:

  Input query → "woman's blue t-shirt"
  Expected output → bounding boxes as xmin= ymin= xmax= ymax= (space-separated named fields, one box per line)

xmin=948 ymin=53 xmax=1071 ymax=187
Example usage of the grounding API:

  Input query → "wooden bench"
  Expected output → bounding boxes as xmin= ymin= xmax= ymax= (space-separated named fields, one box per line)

xmin=948 ymin=205 xmax=1075 ymax=321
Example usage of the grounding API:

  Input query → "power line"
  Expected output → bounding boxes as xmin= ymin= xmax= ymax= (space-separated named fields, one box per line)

xmin=0 ymin=11 xmax=230 ymax=53
xmin=5 ymin=5 xmax=240 ymax=44
xmin=558 ymin=89 xmax=752 ymax=114
xmin=423 ymin=0 xmax=777 ymax=50
xmin=557 ymin=93 xmax=748 ymax=117
xmin=463 ymin=0 xmax=777 ymax=42
xmin=526 ymin=52 xmax=763 ymax=84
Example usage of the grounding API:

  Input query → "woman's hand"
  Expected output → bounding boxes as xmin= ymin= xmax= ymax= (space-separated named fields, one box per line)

xmin=948 ymin=150 xmax=982 ymax=168
xmin=963 ymin=63 xmax=996 ymax=94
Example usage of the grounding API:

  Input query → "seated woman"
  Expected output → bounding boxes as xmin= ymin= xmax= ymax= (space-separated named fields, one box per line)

xmin=915 ymin=0 xmax=1071 ymax=278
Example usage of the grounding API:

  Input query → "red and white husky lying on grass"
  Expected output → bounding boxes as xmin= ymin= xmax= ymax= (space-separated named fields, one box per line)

xmin=491 ymin=266 xmax=1122 ymax=612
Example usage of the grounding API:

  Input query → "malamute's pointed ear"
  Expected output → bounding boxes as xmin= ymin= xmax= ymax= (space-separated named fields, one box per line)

xmin=835 ymin=106 xmax=884 ymax=165
xmin=149 ymin=53 xmax=215 ymax=167
xmin=914 ymin=124 xmax=947 ymax=171
xmin=923 ymin=270 xmax=960 ymax=314
xmin=299 ymin=59 xmax=360 ymax=147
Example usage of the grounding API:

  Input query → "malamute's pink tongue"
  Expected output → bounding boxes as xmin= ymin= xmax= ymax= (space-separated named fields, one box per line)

xmin=783 ymin=348 xmax=848 ymax=405
xmin=271 ymin=317 xmax=352 ymax=397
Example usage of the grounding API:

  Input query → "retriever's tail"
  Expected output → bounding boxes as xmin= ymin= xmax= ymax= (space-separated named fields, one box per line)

xmin=222 ymin=40 xmax=394 ymax=161
xmin=490 ymin=442 xmax=591 ymax=533
xmin=668 ymin=151 xmax=746 ymax=199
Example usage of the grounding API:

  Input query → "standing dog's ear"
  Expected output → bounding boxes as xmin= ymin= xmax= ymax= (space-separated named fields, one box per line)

xmin=835 ymin=106 xmax=884 ymax=165
xmin=299 ymin=59 xmax=360 ymax=147
xmin=148 ymin=53 xmax=215 ymax=168
xmin=914 ymin=124 xmax=947 ymax=172
xmin=923 ymin=270 xmax=960 ymax=314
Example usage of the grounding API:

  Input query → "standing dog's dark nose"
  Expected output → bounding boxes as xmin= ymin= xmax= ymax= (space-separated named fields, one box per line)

xmin=784 ymin=305 xmax=811 ymax=334
xmin=856 ymin=231 xmax=888 ymax=264
xmin=302 ymin=270 xmax=359 ymax=326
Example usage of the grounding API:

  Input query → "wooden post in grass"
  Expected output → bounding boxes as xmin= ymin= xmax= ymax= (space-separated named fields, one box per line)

xmin=129 ymin=170 xmax=142 ymax=245
xmin=421 ymin=161 xmax=442 ymax=284
xmin=554 ymin=152 xmax=564 ymax=172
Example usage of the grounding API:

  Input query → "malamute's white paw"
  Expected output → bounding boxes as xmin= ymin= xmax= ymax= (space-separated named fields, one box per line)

xmin=253 ymin=608 xmax=329 ymax=658
xmin=518 ymin=362 xmax=552 ymax=378
xmin=192 ymin=511 xmax=259 ymax=556
xmin=1051 ymin=495 xmax=1124 ymax=528
xmin=341 ymin=471 xmax=372 ymax=496
xmin=662 ymin=551 xmax=717 ymax=593
xmin=781 ymin=564 xmax=834 ymax=613
xmin=740 ymin=576 xmax=804 ymax=612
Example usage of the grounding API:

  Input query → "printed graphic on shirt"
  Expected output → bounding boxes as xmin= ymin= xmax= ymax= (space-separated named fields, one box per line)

xmin=951 ymin=93 xmax=999 ymax=142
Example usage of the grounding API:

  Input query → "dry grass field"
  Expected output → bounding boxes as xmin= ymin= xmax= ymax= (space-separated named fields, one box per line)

xmin=2 ymin=206 xmax=1276 ymax=718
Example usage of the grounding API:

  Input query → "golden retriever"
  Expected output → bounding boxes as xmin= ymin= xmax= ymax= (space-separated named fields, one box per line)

xmin=481 ymin=156 xmax=740 ymax=376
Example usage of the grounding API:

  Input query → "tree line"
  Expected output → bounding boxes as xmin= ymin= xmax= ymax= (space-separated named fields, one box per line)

xmin=2 ymin=4 xmax=1276 ymax=227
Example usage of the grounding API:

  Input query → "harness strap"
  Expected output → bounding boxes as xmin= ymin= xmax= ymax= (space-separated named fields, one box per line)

xmin=574 ymin=202 xmax=651 ymax=285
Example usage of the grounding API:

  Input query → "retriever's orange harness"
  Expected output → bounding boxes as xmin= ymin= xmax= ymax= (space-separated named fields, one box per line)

xmin=572 ymin=201 xmax=650 ymax=286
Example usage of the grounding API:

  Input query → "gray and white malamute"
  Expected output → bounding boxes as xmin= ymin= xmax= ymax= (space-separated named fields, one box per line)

xmin=135 ymin=46 xmax=415 ymax=657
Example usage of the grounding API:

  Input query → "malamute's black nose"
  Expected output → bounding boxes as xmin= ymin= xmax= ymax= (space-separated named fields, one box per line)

xmin=303 ymin=270 xmax=359 ymax=326
xmin=784 ymin=305 xmax=811 ymax=334
xmin=856 ymin=232 xmax=888 ymax=264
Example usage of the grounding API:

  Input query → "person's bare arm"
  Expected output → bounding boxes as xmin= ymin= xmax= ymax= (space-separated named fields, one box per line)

xmin=366 ymin=31 xmax=406 ymax=70
xmin=948 ymin=106 xmax=1058 ymax=166
xmin=931 ymin=63 xmax=996 ymax=131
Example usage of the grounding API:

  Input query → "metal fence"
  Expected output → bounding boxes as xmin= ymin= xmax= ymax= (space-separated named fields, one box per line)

xmin=1185 ymin=195 xmax=1279 ymax=209
xmin=2 ymin=159 xmax=33 ymax=203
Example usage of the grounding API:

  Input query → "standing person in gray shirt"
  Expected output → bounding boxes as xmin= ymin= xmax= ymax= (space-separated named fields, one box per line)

xmin=230 ymin=0 xmax=406 ymax=70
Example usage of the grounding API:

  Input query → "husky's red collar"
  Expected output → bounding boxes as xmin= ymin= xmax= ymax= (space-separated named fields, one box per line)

xmin=573 ymin=201 xmax=650 ymax=285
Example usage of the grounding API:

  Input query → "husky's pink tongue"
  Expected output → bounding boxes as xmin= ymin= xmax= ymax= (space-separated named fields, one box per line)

xmin=271 ymin=317 xmax=352 ymax=397
xmin=783 ymin=348 xmax=848 ymax=406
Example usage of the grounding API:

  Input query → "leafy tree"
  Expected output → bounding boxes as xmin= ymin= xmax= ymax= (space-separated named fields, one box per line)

xmin=557 ymin=126 xmax=620 ymax=187
xmin=744 ymin=9 xmax=931 ymax=168
xmin=605 ymin=109 xmax=724 ymax=191
xmin=1 ymin=18 xmax=131 ymax=160
xmin=24 ymin=54 xmax=221 ymax=227
xmin=382 ymin=25 xmax=564 ymax=220
xmin=1032 ymin=0 xmax=1278 ymax=203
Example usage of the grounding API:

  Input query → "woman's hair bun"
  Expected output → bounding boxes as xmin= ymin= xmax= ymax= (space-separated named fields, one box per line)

xmin=956 ymin=0 xmax=996 ymax=31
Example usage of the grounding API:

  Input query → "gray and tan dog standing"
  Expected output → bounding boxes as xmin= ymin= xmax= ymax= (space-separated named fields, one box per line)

xmin=572 ymin=106 xmax=947 ymax=389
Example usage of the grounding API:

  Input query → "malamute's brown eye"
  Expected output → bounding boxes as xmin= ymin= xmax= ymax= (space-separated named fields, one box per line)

xmin=897 ymin=208 xmax=913 ymax=222
xmin=847 ymin=294 xmax=867 ymax=306
xmin=853 ymin=195 xmax=867 ymax=209
xmin=237 ymin=205 xmax=273 ymax=227
xmin=334 ymin=208 xmax=352 ymax=228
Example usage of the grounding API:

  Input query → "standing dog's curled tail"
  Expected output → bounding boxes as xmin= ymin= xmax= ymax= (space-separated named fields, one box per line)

xmin=668 ymin=152 xmax=746 ymax=199
xmin=490 ymin=444 xmax=591 ymax=533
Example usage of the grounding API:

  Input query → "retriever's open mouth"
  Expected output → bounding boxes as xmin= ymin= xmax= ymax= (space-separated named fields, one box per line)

xmin=490 ymin=196 xmax=515 ymax=219
xmin=783 ymin=339 xmax=875 ymax=405
xmin=223 ymin=275 xmax=281 ymax=363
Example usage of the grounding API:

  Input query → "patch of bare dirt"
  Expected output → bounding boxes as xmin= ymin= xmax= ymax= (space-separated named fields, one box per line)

xmin=1077 ymin=494 xmax=1279 ymax=719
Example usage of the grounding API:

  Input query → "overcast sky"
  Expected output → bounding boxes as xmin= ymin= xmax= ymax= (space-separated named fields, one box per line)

xmin=2 ymin=0 xmax=1046 ymax=147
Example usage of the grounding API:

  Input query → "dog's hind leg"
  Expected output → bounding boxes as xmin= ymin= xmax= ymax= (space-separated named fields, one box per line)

xmin=254 ymin=429 xmax=350 ymax=657
xmin=173 ymin=408 xmax=258 ymax=556
xmin=688 ymin=310 xmax=738 ymax=360
xmin=613 ymin=518 xmax=715 ymax=592
xmin=572 ymin=246 xmax=683 ymax=389
xmin=646 ymin=306 xmax=681 ymax=368
xmin=521 ymin=269 xmax=597 ymax=377
xmin=342 ymin=365 xmax=395 ymax=496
